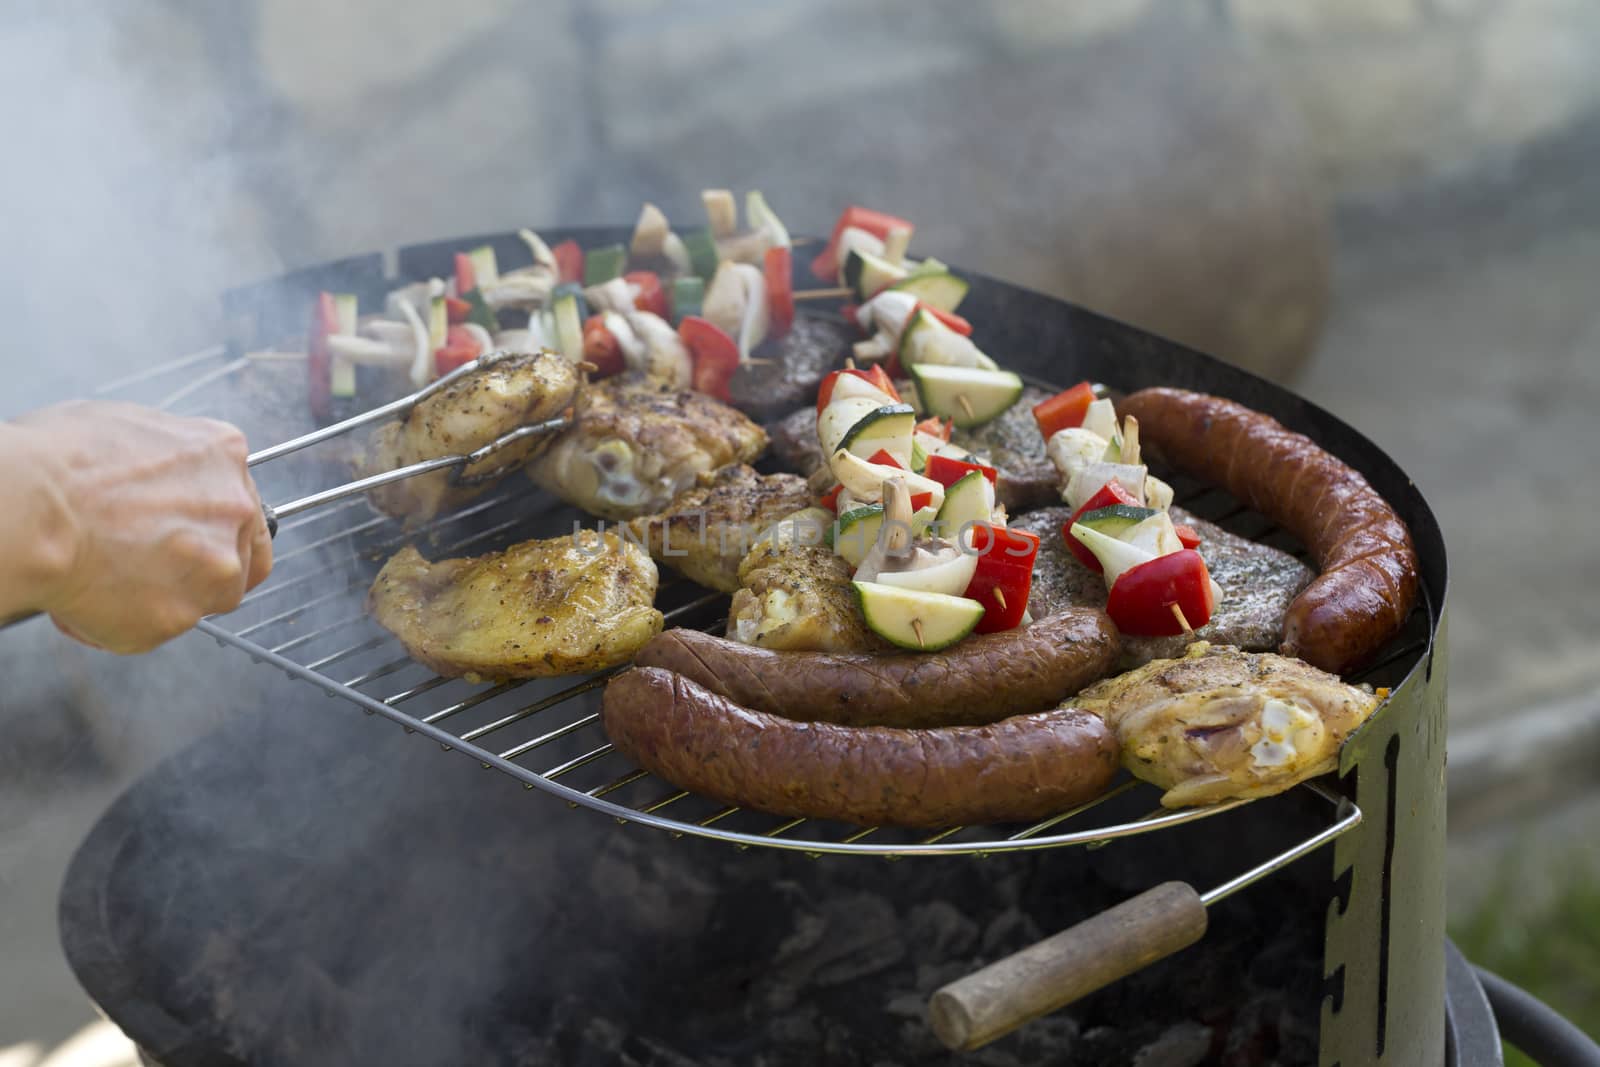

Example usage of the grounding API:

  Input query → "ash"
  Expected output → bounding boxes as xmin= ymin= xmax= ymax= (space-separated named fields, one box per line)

xmin=72 ymin=693 xmax=1329 ymax=1067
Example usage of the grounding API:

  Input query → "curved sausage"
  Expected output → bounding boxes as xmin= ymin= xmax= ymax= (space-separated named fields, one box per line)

xmin=634 ymin=609 xmax=1120 ymax=729
xmin=601 ymin=667 xmax=1121 ymax=828
xmin=1118 ymin=388 xmax=1418 ymax=674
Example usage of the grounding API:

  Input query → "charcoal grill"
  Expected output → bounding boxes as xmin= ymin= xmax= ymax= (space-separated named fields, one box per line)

xmin=47 ymin=229 xmax=1595 ymax=1065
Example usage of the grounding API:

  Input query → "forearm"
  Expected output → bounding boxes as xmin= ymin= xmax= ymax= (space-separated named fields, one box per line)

xmin=0 ymin=422 xmax=79 ymax=620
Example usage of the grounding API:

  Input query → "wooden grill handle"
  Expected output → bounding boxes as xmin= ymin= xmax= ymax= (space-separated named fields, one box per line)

xmin=928 ymin=880 xmax=1209 ymax=1052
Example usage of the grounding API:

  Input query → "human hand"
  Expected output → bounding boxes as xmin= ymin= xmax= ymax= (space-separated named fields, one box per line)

xmin=10 ymin=401 xmax=272 ymax=653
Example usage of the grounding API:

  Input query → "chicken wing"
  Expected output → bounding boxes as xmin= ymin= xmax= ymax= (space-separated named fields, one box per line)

xmin=627 ymin=465 xmax=813 ymax=593
xmin=526 ymin=374 xmax=767 ymax=520
xmin=1066 ymin=642 xmax=1380 ymax=808
xmin=367 ymin=532 xmax=663 ymax=682
xmin=356 ymin=351 xmax=580 ymax=524
xmin=727 ymin=510 xmax=892 ymax=654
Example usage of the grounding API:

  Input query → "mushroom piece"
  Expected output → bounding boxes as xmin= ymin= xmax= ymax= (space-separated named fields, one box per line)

xmin=853 ymin=479 xmax=978 ymax=597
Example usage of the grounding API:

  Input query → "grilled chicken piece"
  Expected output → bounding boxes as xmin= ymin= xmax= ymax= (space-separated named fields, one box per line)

xmin=356 ymin=351 xmax=579 ymax=524
xmin=368 ymin=532 xmax=663 ymax=682
xmin=627 ymin=465 xmax=813 ymax=593
xmin=1011 ymin=506 xmax=1314 ymax=668
xmin=526 ymin=374 xmax=767 ymax=520
xmin=1067 ymin=642 xmax=1380 ymax=807
xmin=728 ymin=511 xmax=892 ymax=653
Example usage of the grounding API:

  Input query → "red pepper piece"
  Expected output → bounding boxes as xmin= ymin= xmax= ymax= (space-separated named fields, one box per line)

xmin=819 ymin=483 xmax=844 ymax=512
xmin=444 ymin=296 xmax=472 ymax=325
xmin=867 ymin=449 xmax=903 ymax=469
xmin=908 ymin=302 xmax=972 ymax=336
xmin=810 ymin=206 xmax=916 ymax=283
xmin=1106 ymin=549 xmax=1216 ymax=636
xmin=765 ymin=245 xmax=794 ymax=339
xmin=865 ymin=364 xmax=900 ymax=402
xmin=624 ymin=271 xmax=669 ymax=318
xmin=839 ymin=302 xmax=862 ymax=332
xmin=963 ymin=523 xmax=1040 ymax=633
xmin=307 ymin=291 xmax=339 ymax=421
xmin=815 ymin=368 xmax=898 ymax=414
xmin=1174 ymin=523 xmax=1202 ymax=551
xmin=679 ymin=315 xmax=741 ymax=402
xmin=1062 ymin=480 xmax=1144 ymax=572
xmin=552 ymin=240 xmax=583 ymax=285
xmin=909 ymin=491 xmax=934 ymax=512
xmin=923 ymin=454 xmax=998 ymax=489
xmin=454 ymin=252 xmax=476 ymax=296
xmin=915 ymin=416 xmax=953 ymax=442
xmin=581 ymin=315 xmax=626 ymax=378
xmin=1032 ymin=381 xmax=1096 ymax=442
xmin=434 ymin=324 xmax=482 ymax=376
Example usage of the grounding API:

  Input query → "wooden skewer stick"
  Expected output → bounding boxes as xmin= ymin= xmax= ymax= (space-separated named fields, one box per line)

xmin=958 ymin=394 xmax=976 ymax=421
xmin=993 ymin=588 xmax=1007 ymax=611
xmin=844 ymin=356 xmax=857 ymax=370
xmin=743 ymin=357 xmax=776 ymax=366
xmin=912 ymin=618 xmax=926 ymax=649
xmin=794 ymin=287 xmax=853 ymax=302
xmin=1122 ymin=415 xmax=1141 ymax=466
xmin=1170 ymin=602 xmax=1193 ymax=636
xmin=577 ymin=360 xmax=600 ymax=374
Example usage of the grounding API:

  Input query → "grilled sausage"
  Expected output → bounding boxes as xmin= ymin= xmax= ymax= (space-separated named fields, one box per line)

xmin=601 ymin=667 xmax=1121 ymax=828
xmin=634 ymin=609 xmax=1120 ymax=729
xmin=1118 ymin=388 xmax=1419 ymax=674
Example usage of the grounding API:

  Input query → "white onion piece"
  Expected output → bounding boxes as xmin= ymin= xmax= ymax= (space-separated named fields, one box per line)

xmin=601 ymin=311 xmax=647 ymax=369
xmin=517 ymin=228 xmax=557 ymax=271
xmin=327 ymin=334 xmax=409 ymax=365
xmin=396 ymin=297 xmax=432 ymax=387
xmin=732 ymin=262 xmax=768 ymax=361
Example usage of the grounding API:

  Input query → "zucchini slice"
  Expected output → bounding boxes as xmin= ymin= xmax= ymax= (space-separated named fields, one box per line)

xmin=853 ymin=581 xmax=984 ymax=652
xmin=908 ymin=364 xmax=1024 ymax=428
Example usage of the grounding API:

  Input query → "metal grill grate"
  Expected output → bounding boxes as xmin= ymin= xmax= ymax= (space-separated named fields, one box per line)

xmin=195 ymin=411 xmax=1416 ymax=857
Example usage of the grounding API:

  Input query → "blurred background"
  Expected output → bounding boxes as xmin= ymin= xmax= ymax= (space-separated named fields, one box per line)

xmin=2 ymin=0 xmax=1598 ymax=1062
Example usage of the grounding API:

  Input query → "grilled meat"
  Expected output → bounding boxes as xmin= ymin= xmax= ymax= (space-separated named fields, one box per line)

xmin=526 ymin=373 xmax=767 ymax=520
xmin=367 ymin=532 xmax=663 ymax=682
xmin=765 ymin=384 xmax=1056 ymax=512
xmin=769 ymin=405 xmax=825 ymax=478
xmin=1066 ymin=642 xmax=1381 ymax=807
xmin=951 ymin=385 xmax=1058 ymax=511
xmin=356 ymin=351 xmax=579 ymax=524
xmin=627 ymin=465 xmax=812 ymax=593
xmin=728 ymin=513 xmax=892 ymax=653
xmin=729 ymin=314 xmax=853 ymax=421
xmin=1011 ymin=506 xmax=1314 ymax=668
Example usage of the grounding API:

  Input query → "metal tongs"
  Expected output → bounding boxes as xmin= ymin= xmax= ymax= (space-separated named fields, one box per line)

xmin=251 ymin=351 xmax=570 ymax=534
xmin=1 ymin=352 xmax=570 ymax=628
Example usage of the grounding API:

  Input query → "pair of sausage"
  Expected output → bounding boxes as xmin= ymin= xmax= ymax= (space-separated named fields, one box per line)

xmin=602 ymin=609 xmax=1124 ymax=828
xmin=1118 ymin=388 xmax=1419 ymax=675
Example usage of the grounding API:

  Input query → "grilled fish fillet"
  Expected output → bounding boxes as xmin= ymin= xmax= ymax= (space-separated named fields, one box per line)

xmin=727 ymin=510 xmax=892 ymax=653
xmin=627 ymin=465 xmax=813 ymax=593
xmin=1067 ymin=642 xmax=1380 ymax=807
xmin=357 ymin=351 xmax=579 ymax=524
xmin=367 ymin=532 xmax=663 ymax=681
xmin=526 ymin=374 xmax=767 ymax=520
